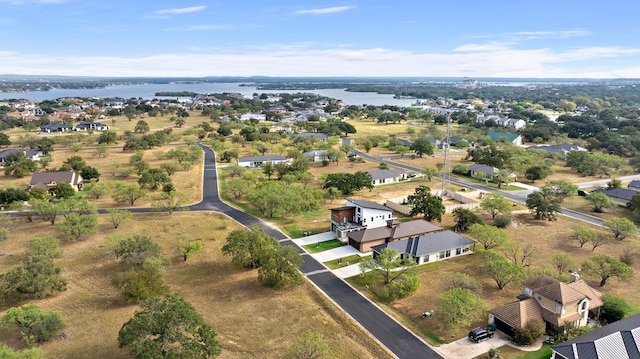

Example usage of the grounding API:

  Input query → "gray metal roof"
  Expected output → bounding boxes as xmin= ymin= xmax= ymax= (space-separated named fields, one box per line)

xmin=468 ymin=163 xmax=499 ymax=174
xmin=237 ymin=155 xmax=287 ymax=162
xmin=552 ymin=314 xmax=640 ymax=359
xmin=592 ymin=188 xmax=637 ymax=201
xmin=346 ymin=198 xmax=390 ymax=211
xmin=371 ymin=230 xmax=475 ymax=256
xmin=367 ymin=169 xmax=405 ymax=180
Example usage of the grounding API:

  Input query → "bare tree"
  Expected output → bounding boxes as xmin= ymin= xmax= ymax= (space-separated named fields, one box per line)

xmin=503 ymin=242 xmax=535 ymax=268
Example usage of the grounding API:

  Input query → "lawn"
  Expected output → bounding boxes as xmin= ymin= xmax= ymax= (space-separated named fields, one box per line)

xmin=303 ymin=239 xmax=346 ymax=253
xmin=347 ymin=211 xmax=640 ymax=348
xmin=472 ymin=344 xmax=553 ymax=359
xmin=0 ymin=212 xmax=391 ymax=359
xmin=324 ymin=254 xmax=366 ymax=270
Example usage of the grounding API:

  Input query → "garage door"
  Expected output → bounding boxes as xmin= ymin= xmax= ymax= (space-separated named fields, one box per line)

xmin=494 ymin=318 xmax=514 ymax=337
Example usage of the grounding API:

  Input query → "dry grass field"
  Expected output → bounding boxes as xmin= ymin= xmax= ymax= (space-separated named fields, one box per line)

xmin=348 ymin=211 xmax=640 ymax=345
xmin=0 ymin=212 xmax=391 ymax=359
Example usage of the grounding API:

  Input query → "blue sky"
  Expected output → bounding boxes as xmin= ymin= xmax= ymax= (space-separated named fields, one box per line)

xmin=1 ymin=0 xmax=639 ymax=78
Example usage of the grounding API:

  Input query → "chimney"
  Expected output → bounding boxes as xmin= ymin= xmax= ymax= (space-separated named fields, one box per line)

xmin=386 ymin=219 xmax=399 ymax=229
xmin=569 ymin=272 xmax=580 ymax=283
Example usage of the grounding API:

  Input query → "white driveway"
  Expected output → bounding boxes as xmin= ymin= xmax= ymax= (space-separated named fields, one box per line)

xmin=292 ymin=231 xmax=336 ymax=246
xmin=311 ymin=245 xmax=361 ymax=262
xmin=436 ymin=332 xmax=510 ymax=359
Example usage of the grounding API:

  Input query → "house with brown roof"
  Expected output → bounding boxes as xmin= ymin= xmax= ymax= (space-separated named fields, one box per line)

xmin=29 ymin=171 xmax=84 ymax=191
xmin=489 ymin=275 xmax=603 ymax=337
xmin=347 ymin=219 xmax=443 ymax=252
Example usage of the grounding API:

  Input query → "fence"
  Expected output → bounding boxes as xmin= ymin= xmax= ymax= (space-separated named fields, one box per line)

xmin=385 ymin=190 xmax=480 ymax=215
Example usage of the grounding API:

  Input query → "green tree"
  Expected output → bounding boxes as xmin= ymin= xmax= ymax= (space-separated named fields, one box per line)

xmin=407 ymin=185 xmax=445 ymax=222
xmin=525 ymin=166 xmax=551 ymax=183
xmin=258 ymin=245 xmax=304 ymax=290
xmin=468 ymin=224 xmax=508 ymax=250
xmin=177 ymin=240 xmax=203 ymax=262
xmin=262 ymin=162 xmax=274 ymax=179
xmin=51 ymin=182 xmax=76 ymax=199
xmin=0 ymin=132 xmax=11 ymax=146
xmin=452 ymin=208 xmax=483 ymax=232
xmin=55 ymin=213 xmax=98 ymax=241
xmin=134 ymin=120 xmax=150 ymax=133
xmin=546 ymin=180 xmax=578 ymax=202
xmin=586 ymin=192 xmax=616 ymax=213
xmin=410 ymin=137 xmax=434 ymax=157
xmin=493 ymin=169 xmax=514 ymax=189
xmin=86 ymin=182 xmax=108 ymax=199
xmin=4 ymin=156 xmax=37 ymax=178
xmin=153 ymin=190 xmax=187 ymax=214
xmin=479 ymin=193 xmax=512 ymax=219
xmin=112 ymin=267 xmax=168 ymax=302
xmin=31 ymin=199 xmax=63 ymax=225
xmin=0 ymin=344 xmax=44 ymax=359
xmin=81 ymin=165 xmax=100 ymax=181
xmin=582 ymin=254 xmax=633 ymax=286
xmin=107 ymin=208 xmax=133 ymax=229
xmin=174 ymin=118 xmax=186 ymax=127
xmin=138 ymin=168 xmax=171 ymax=190
xmin=286 ymin=332 xmax=333 ymax=359
xmin=112 ymin=184 xmax=147 ymax=206
xmin=322 ymin=172 xmax=373 ymax=195
xmin=436 ymin=288 xmax=487 ymax=331
xmin=572 ymin=228 xmax=597 ymax=248
xmin=359 ymin=248 xmax=417 ymax=285
xmin=98 ymin=130 xmax=118 ymax=144
xmin=0 ymin=255 xmax=67 ymax=302
xmin=526 ymin=187 xmax=561 ymax=221
xmin=222 ymin=226 xmax=278 ymax=269
xmin=602 ymin=218 xmax=638 ymax=240
xmin=113 ymin=235 xmax=163 ymax=269
xmin=2 ymin=304 xmax=64 ymax=345
xmin=552 ymin=253 xmax=575 ymax=275
xmin=117 ymin=294 xmax=220 ymax=358
xmin=160 ymin=162 xmax=180 ymax=177
xmin=600 ymin=293 xmax=633 ymax=324
xmin=30 ymin=237 xmax=62 ymax=258
xmin=482 ymin=251 xmax=525 ymax=290
xmin=62 ymin=155 xmax=87 ymax=171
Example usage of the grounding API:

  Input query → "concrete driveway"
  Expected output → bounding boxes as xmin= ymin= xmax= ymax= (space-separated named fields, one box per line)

xmin=436 ymin=332 xmax=510 ymax=359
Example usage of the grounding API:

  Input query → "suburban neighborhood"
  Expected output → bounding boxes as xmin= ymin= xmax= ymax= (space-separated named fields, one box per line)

xmin=1 ymin=81 xmax=640 ymax=359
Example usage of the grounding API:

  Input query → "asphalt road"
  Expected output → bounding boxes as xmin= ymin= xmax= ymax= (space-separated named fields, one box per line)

xmin=352 ymin=149 xmax=606 ymax=227
xmin=192 ymin=144 xmax=442 ymax=359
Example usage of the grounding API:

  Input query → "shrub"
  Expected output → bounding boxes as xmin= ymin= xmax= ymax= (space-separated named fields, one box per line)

xmin=600 ymin=293 xmax=632 ymax=324
xmin=2 ymin=304 xmax=65 ymax=345
xmin=321 ymin=159 xmax=330 ymax=167
xmin=452 ymin=164 xmax=469 ymax=175
xmin=514 ymin=319 xmax=545 ymax=345
xmin=494 ymin=214 xmax=512 ymax=228
xmin=380 ymin=275 xmax=420 ymax=301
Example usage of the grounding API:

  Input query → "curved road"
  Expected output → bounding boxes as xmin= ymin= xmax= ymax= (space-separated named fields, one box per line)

xmin=191 ymin=144 xmax=442 ymax=359
xmin=353 ymin=149 xmax=606 ymax=227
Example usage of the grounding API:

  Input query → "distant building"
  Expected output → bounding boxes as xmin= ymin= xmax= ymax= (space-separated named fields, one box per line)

xmin=40 ymin=123 xmax=72 ymax=133
xmin=29 ymin=171 xmax=84 ymax=191
xmin=236 ymin=155 xmax=291 ymax=168
xmin=0 ymin=148 xmax=41 ymax=165
xmin=367 ymin=169 xmax=407 ymax=186
xmin=487 ymin=131 xmax=522 ymax=146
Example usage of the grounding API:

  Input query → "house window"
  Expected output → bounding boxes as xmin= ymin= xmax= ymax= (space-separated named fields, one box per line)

xmin=456 ymin=248 xmax=461 ymax=255
xmin=525 ymin=288 xmax=532 ymax=296
xmin=581 ymin=301 xmax=587 ymax=311
xmin=556 ymin=304 xmax=562 ymax=314
xmin=439 ymin=251 xmax=445 ymax=259
xmin=423 ymin=255 xmax=429 ymax=263
xmin=388 ymin=214 xmax=391 ymax=218
xmin=444 ymin=250 xmax=451 ymax=258
xmin=537 ymin=296 xmax=542 ymax=302
xmin=371 ymin=217 xmax=374 ymax=222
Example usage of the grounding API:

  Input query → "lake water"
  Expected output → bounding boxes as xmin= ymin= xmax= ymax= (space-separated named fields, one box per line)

xmin=1 ymin=83 xmax=417 ymax=107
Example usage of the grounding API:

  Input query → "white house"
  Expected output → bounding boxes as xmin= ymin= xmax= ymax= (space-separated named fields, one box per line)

xmin=240 ymin=113 xmax=267 ymax=122
xmin=74 ymin=121 xmax=110 ymax=131
xmin=236 ymin=155 xmax=291 ymax=168
xmin=371 ymin=230 xmax=475 ymax=265
xmin=303 ymin=150 xmax=329 ymax=162
xmin=477 ymin=116 xmax=526 ymax=130
xmin=0 ymin=148 xmax=41 ymax=165
xmin=330 ymin=199 xmax=396 ymax=241
xmin=367 ymin=169 xmax=407 ymax=186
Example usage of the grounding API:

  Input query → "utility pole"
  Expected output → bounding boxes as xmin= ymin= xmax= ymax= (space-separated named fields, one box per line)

xmin=441 ymin=114 xmax=451 ymax=196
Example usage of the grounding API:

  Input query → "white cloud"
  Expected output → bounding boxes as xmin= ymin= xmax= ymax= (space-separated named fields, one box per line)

xmin=453 ymin=43 xmax=511 ymax=53
xmin=294 ymin=6 xmax=356 ymax=15
xmin=2 ymin=44 xmax=640 ymax=78
xmin=154 ymin=5 xmax=206 ymax=15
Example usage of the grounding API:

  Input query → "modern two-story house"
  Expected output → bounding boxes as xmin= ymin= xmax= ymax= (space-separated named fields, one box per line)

xmin=489 ymin=275 xmax=603 ymax=337
xmin=330 ymin=198 xmax=396 ymax=242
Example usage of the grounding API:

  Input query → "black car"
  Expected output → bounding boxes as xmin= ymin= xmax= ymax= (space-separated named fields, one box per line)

xmin=468 ymin=327 xmax=494 ymax=343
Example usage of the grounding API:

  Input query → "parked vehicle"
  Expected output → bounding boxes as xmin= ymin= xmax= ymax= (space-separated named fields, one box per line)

xmin=468 ymin=327 xmax=494 ymax=343
xmin=578 ymin=189 xmax=589 ymax=196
